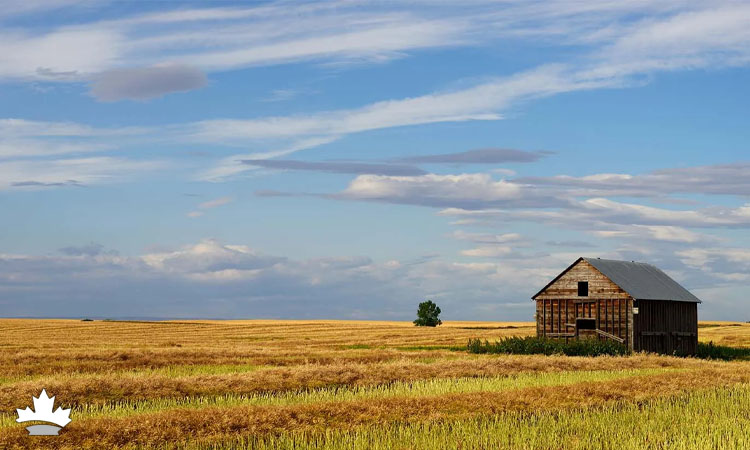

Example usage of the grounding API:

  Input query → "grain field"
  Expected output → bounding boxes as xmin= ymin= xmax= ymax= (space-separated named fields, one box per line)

xmin=1 ymin=319 xmax=749 ymax=449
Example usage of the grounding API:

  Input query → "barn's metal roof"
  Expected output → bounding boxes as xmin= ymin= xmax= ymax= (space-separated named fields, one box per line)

xmin=532 ymin=257 xmax=702 ymax=302
xmin=583 ymin=257 xmax=701 ymax=303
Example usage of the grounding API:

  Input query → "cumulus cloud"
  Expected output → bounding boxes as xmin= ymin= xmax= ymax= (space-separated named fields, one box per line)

xmin=338 ymin=173 xmax=563 ymax=209
xmin=89 ymin=64 xmax=207 ymax=101
xmin=141 ymin=240 xmax=283 ymax=275
xmin=0 ymin=239 xmax=570 ymax=320
xmin=302 ymin=165 xmax=750 ymax=237
xmin=1 ymin=238 xmax=746 ymax=320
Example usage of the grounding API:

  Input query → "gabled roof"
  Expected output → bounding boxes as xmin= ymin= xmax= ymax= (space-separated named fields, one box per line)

xmin=532 ymin=257 xmax=702 ymax=303
xmin=584 ymin=257 xmax=701 ymax=302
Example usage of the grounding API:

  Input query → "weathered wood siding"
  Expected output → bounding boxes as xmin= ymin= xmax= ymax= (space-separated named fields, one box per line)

xmin=536 ymin=298 xmax=633 ymax=348
xmin=535 ymin=259 xmax=630 ymax=300
xmin=535 ymin=260 xmax=633 ymax=349
xmin=633 ymin=300 xmax=698 ymax=355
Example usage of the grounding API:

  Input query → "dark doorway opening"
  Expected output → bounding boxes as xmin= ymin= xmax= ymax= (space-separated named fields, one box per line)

xmin=576 ymin=317 xmax=596 ymax=330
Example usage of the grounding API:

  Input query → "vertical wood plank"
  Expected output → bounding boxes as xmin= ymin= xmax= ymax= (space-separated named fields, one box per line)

xmin=604 ymin=299 xmax=612 ymax=333
xmin=596 ymin=299 xmax=600 ymax=331
xmin=625 ymin=298 xmax=629 ymax=348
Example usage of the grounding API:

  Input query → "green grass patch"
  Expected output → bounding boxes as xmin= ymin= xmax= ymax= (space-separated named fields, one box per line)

xmin=467 ymin=336 xmax=629 ymax=357
xmin=696 ymin=341 xmax=750 ymax=360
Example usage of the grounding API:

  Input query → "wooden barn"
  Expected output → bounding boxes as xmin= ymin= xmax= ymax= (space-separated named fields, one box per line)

xmin=532 ymin=257 xmax=701 ymax=355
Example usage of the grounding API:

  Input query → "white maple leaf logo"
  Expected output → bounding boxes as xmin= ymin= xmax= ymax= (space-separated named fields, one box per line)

xmin=16 ymin=389 xmax=71 ymax=435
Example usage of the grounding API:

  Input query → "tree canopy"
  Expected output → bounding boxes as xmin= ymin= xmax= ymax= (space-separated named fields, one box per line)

xmin=414 ymin=300 xmax=442 ymax=327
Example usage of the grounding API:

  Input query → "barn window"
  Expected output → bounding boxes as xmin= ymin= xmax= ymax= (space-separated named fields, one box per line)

xmin=576 ymin=317 xmax=596 ymax=330
xmin=578 ymin=281 xmax=588 ymax=297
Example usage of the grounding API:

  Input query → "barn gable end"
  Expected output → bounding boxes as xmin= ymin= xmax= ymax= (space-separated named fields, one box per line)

xmin=533 ymin=258 xmax=630 ymax=300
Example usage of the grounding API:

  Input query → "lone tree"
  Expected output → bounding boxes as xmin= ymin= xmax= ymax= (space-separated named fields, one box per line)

xmin=414 ymin=300 xmax=442 ymax=327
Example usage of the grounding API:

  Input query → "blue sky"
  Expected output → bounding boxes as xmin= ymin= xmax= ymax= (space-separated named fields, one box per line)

xmin=1 ymin=1 xmax=750 ymax=320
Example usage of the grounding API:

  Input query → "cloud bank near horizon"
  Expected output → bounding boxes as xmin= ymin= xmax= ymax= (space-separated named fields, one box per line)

xmin=1 ymin=238 xmax=742 ymax=321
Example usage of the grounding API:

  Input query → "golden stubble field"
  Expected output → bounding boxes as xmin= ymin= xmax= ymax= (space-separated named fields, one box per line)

xmin=1 ymin=319 xmax=750 ymax=449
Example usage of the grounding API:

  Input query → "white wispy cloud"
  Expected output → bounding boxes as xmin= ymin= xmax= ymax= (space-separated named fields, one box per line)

xmin=0 ymin=0 xmax=92 ymax=19
xmin=0 ymin=118 xmax=148 ymax=141
xmin=452 ymin=230 xmax=525 ymax=244
xmin=187 ymin=196 xmax=234 ymax=218
xmin=5 ymin=1 xmax=750 ymax=193
xmin=198 ymin=196 xmax=233 ymax=209
xmin=439 ymin=198 xmax=750 ymax=230
xmin=4 ymin=2 xmax=750 ymax=181
xmin=194 ymin=64 xmax=605 ymax=180
xmin=0 ymin=3 xmax=470 ymax=99
xmin=0 ymin=157 xmax=164 ymax=190
xmin=2 ymin=1 xmax=747 ymax=103
xmin=0 ymin=140 xmax=112 ymax=158
xmin=515 ymin=162 xmax=750 ymax=197
xmin=591 ymin=225 xmax=718 ymax=244
xmin=460 ymin=246 xmax=514 ymax=258
xmin=8 ymin=1 xmax=745 ymax=83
